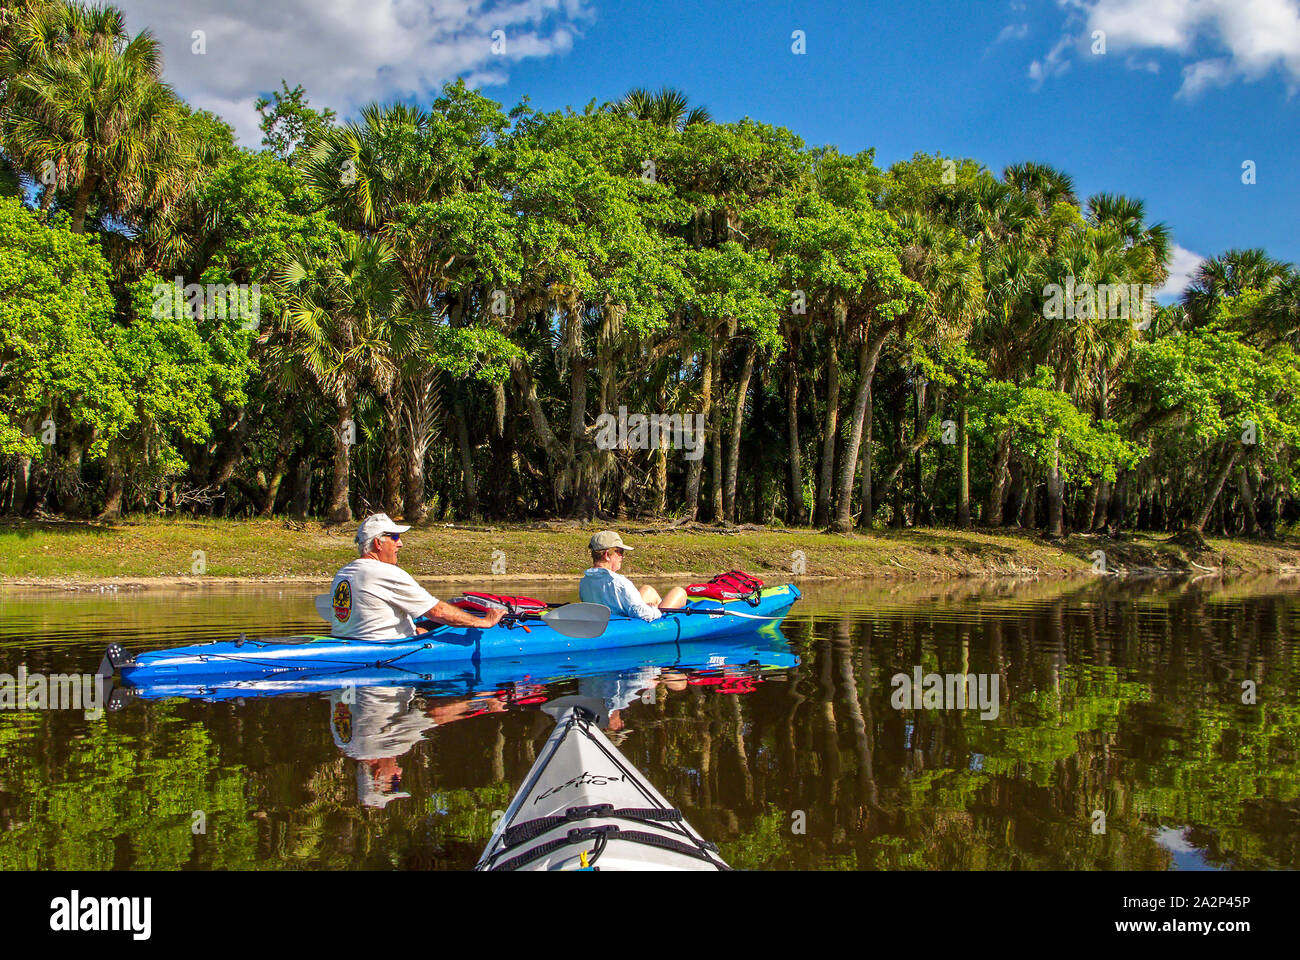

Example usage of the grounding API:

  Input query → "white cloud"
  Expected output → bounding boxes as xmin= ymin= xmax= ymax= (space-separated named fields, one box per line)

xmin=1037 ymin=0 xmax=1300 ymax=96
xmin=996 ymin=23 xmax=1030 ymax=43
xmin=1176 ymin=57 xmax=1234 ymax=97
xmin=1028 ymin=34 xmax=1075 ymax=87
xmin=1156 ymin=243 xmax=1205 ymax=300
xmin=113 ymin=0 xmax=594 ymax=144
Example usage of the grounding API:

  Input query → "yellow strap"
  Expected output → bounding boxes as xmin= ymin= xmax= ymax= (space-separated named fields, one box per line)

xmin=580 ymin=850 xmax=589 ymax=868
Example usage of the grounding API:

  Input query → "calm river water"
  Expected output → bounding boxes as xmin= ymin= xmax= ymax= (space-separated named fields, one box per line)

xmin=0 ymin=576 xmax=1296 ymax=870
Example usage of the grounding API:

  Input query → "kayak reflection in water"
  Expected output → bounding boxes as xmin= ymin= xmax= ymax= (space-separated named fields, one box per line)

xmin=329 ymin=513 xmax=505 ymax=642
xmin=579 ymin=531 xmax=688 ymax=621
xmin=329 ymin=685 xmax=508 ymax=808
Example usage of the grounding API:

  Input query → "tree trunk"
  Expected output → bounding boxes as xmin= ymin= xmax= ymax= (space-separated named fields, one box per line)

xmin=452 ymin=387 xmax=478 ymax=517
xmin=814 ymin=320 xmax=840 ymax=527
xmin=1258 ymin=477 xmax=1279 ymax=537
xmin=1090 ymin=368 xmax=1111 ymax=531
xmin=723 ymin=339 xmax=757 ymax=523
xmin=328 ymin=393 xmax=355 ymax=524
xmin=70 ymin=174 xmax=97 ymax=234
xmin=912 ymin=377 xmax=926 ymax=525
xmin=956 ymin=404 xmax=970 ymax=527
xmin=1238 ymin=467 xmax=1257 ymax=536
xmin=1107 ymin=469 xmax=1128 ymax=533
xmin=207 ymin=407 xmax=250 ymax=517
xmin=857 ymin=375 xmax=875 ymax=530
xmin=97 ymin=461 xmax=124 ymax=520
xmin=10 ymin=456 xmax=29 ymax=518
xmin=1006 ymin=458 xmax=1026 ymax=527
xmin=685 ymin=345 xmax=712 ymax=521
xmin=832 ymin=336 xmax=885 ymax=532
xmin=1079 ymin=482 xmax=1098 ymax=532
xmin=1046 ymin=436 xmax=1064 ymax=538
xmin=291 ymin=455 xmax=311 ymax=521
xmin=382 ymin=395 xmax=404 ymax=517
xmin=986 ymin=433 xmax=1011 ymax=526
xmin=1091 ymin=480 xmax=1111 ymax=531
xmin=652 ymin=430 xmax=668 ymax=518
xmin=60 ymin=435 xmax=85 ymax=518
xmin=785 ymin=350 xmax=807 ymax=525
xmin=1190 ymin=446 xmax=1238 ymax=533
xmin=1023 ymin=479 xmax=1037 ymax=529
xmin=709 ymin=338 xmax=724 ymax=521
xmin=404 ymin=446 xmax=427 ymax=523
xmin=260 ymin=414 xmax=296 ymax=517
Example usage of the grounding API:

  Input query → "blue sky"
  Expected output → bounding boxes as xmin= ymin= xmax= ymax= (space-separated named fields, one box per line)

xmin=117 ymin=0 xmax=1300 ymax=295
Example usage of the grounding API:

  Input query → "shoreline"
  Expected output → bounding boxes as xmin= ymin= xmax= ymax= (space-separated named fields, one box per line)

xmin=3 ymin=518 xmax=1300 ymax=589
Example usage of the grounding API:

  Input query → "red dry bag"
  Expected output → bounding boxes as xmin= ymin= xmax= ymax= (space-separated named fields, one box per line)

xmin=685 ymin=570 xmax=765 ymax=606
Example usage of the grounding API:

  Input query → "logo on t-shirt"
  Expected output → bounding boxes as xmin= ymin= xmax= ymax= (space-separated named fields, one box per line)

xmin=333 ymin=701 xmax=353 ymax=743
xmin=333 ymin=579 xmax=352 ymax=622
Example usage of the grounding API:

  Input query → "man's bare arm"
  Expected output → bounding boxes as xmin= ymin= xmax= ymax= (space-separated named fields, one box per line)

xmin=422 ymin=599 xmax=505 ymax=629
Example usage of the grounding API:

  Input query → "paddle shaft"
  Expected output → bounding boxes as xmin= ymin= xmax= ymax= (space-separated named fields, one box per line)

xmin=657 ymin=606 xmax=784 ymax=620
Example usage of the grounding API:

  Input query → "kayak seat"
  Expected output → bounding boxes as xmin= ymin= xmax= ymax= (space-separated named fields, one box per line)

xmin=501 ymin=804 xmax=683 ymax=849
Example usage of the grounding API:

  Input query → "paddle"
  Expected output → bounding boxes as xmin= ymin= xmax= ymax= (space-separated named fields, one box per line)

xmin=657 ymin=606 xmax=784 ymax=621
xmin=313 ymin=595 xmax=611 ymax=640
xmin=514 ymin=602 xmax=611 ymax=639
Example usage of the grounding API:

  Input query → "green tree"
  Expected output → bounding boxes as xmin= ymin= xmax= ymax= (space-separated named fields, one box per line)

xmin=255 ymin=80 xmax=337 ymax=164
xmin=0 ymin=1 xmax=194 ymax=233
xmin=275 ymin=233 xmax=406 ymax=523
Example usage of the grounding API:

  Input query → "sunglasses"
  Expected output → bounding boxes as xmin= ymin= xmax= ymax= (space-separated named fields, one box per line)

xmin=385 ymin=533 xmax=402 ymax=542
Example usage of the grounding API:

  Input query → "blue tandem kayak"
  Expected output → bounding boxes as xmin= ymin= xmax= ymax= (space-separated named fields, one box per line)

xmin=107 ymin=583 xmax=801 ymax=691
xmin=109 ymin=628 xmax=800 ymax=703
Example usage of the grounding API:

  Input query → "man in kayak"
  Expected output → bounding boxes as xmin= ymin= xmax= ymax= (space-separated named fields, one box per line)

xmin=579 ymin=531 xmax=687 ymax=621
xmin=330 ymin=513 xmax=505 ymax=640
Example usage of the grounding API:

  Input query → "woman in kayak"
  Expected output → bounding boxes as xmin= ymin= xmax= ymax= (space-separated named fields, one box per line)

xmin=579 ymin=531 xmax=687 ymax=621
xmin=330 ymin=513 xmax=505 ymax=640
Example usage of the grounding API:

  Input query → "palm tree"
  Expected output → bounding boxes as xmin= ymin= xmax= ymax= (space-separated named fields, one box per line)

xmin=1260 ymin=266 xmax=1300 ymax=348
xmin=1080 ymin=194 xmax=1171 ymax=530
xmin=302 ymin=92 xmax=512 ymax=518
xmin=0 ymin=0 xmax=53 ymax=62
xmin=1183 ymin=248 xmax=1288 ymax=327
xmin=1003 ymin=161 xmax=1077 ymax=217
xmin=609 ymin=87 xmax=711 ymax=130
xmin=274 ymin=234 xmax=406 ymax=524
xmin=974 ymin=240 xmax=1040 ymax=525
xmin=0 ymin=1 xmax=192 ymax=233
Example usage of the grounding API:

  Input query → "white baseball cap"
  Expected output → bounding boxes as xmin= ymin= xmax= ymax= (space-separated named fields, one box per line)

xmin=356 ymin=513 xmax=411 ymax=549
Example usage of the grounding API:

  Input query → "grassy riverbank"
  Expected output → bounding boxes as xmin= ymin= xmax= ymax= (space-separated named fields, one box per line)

xmin=2 ymin=517 xmax=1300 ymax=587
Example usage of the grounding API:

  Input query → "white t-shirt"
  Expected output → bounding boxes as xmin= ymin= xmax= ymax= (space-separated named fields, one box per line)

xmin=327 ymin=686 xmax=436 ymax=759
xmin=329 ymin=558 xmax=438 ymax=640
xmin=579 ymin=567 xmax=661 ymax=621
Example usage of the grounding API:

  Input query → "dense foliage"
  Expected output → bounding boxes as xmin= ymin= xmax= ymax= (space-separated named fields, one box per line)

xmin=3 ymin=0 xmax=1299 ymax=538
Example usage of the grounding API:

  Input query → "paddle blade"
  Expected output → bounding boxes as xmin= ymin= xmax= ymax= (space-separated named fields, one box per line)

xmin=314 ymin=594 xmax=333 ymax=622
xmin=540 ymin=602 xmax=611 ymax=639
